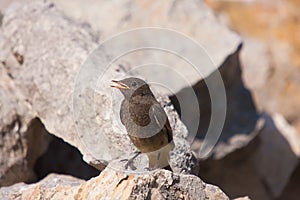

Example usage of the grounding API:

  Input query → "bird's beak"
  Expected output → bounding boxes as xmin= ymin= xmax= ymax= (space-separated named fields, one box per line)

xmin=110 ymin=80 xmax=130 ymax=89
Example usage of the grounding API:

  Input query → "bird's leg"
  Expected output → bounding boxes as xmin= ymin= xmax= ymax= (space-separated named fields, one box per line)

xmin=147 ymin=151 xmax=160 ymax=170
xmin=147 ymin=146 xmax=172 ymax=170
xmin=152 ymin=152 xmax=161 ymax=170
xmin=121 ymin=151 xmax=141 ymax=170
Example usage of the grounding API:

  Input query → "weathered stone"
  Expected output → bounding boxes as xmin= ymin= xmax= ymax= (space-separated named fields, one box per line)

xmin=0 ymin=174 xmax=83 ymax=199
xmin=198 ymin=113 xmax=300 ymax=200
xmin=182 ymin=45 xmax=260 ymax=160
xmin=0 ymin=1 xmax=199 ymax=174
xmin=0 ymin=1 xmax=100 ymax=167
xmin=0 ymin=64 xmax=51 ymax=186
xmin=206 ymin=0 xmax=300 ymax=134
xmin=0 ymin=167 xmax=237 ymax=200
xmin=1 ymin=2 xmax=240 ymax=173
xmin=186 ymin=40 xmax=300 ymax=199
xmin=278 ymin=162 xmax=300 ymax=200
xmin=252 ymin=114 xmax=300 ymax=197
xmin=49 ymin=0 xmax=241 ymax=96
xmin=34 ymin=134 xmax=100 ymax=181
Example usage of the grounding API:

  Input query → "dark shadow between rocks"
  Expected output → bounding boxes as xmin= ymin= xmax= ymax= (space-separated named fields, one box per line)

xmin=0 ymin=117 xmax=51 ymax=187
xmin=277 ymin=162 xmax=300 ymax=200
xmin=170 ymin=43 xmax=259 ymax=156
xmin=169 ymin=44 xmax=300 ymax=199
xmin=197 ymin=114 xmax=299 ymax=200
xmin=33 ymin=128 xmax=100 ymax=182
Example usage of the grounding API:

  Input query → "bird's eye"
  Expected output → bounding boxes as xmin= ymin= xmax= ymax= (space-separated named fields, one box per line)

xmin=131 ymin=82 xmax=137 ymax=87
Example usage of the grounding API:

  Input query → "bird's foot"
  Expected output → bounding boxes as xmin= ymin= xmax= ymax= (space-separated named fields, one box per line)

xmin=121 ymin=152 xmax=141 ymax=170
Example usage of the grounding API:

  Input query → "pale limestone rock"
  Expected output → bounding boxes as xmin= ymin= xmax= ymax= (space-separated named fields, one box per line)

xmin=0 ymin=167 xmax=236 ymax=200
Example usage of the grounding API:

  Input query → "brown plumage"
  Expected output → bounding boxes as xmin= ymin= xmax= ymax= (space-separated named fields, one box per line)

xmin=111 ymin=77 xmax=174 ymax=169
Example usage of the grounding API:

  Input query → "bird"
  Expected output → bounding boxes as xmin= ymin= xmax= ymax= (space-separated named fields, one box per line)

xmin=111 ymin=77 xmax=174 ymax=170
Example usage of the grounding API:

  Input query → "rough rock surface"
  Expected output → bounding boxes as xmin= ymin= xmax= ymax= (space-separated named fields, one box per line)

xmin=0 ymin=167 xmax=232 ymax=200
xmin=0 ymin=0 xmax=200 ymax=183
xmin=182 ymin=45 xmax=260 ymax=160
xmin=0 ymin=0 xmax=240 ymax=173
xmin=203 ymin=2 xmax=300 ymax=198
xmin=50 ymin=0 xmax=241 ymax=96
xmin=206 ymin=0 xmax=300 ymax=134
xmin=199 ymin=113 xmax=300 ymax=200
xmin=182 ymin=39 xmax=300 ymax=199
xmin=0 ymin=1 xmax=100 ymax=167
xmin=1 ymin=0 xmax=241 ymax=94
xmin=0 ymin=64 xmax=51 ymax=186
xmin=1 ymin=1 xmax=298 ymax=200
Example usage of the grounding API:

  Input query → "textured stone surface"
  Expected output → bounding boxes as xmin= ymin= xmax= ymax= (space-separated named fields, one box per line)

xmin=0 ymin=1 xmax=195 ymax=177
xmin=0 ymin=1 xmax=100 ymax=166
xmin=50 ymin=0 xmax=241 ymax=96
xmin=252 ymin=114 xmax=300 ymax=197
xmin=199 ymin=114 xmax=300 ymax=200
xmin=202 ymin=2 xmax=300 ymax=198
xmin=0 ymin=64 xmax=51 ymax=186
xmin=0 ymin=173 xmax=83 ymax=199
xmin=0 ymin=0 xmax=240 ymax=173
xmin=1 ymin=1 xmax=298 ymax=199
xmin=0 ymin=0 xmax=241 ymax=95
xmin=206 ymin=0 xmax=300 ymax=134
xmin=0 ymin=167 xmax=233 ymax=200
xmin=34 ymin=134 xmax=100 ymax=181
xmin=182 ymin=45 xmax=260 ymax=160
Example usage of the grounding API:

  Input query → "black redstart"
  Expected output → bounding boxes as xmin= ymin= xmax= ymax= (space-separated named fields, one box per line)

xmin=111 ymin=77 xmax=174 ymax=169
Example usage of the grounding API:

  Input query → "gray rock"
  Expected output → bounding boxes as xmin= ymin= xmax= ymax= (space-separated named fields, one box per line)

xmin=189 ymin=43 xmax=300 ymax=199
xmin=278 ymin=162 xmax=300 ymax=200
xmin=2 ymin=0 xmax=241 ymax=94
xmin=0 ymin=167 xmax=237 ymax=200
xmin=0 ymin=0 xmax=242 ymax=172
xmin=0 ymin=173 xmax=83 ymax=199
xmin=0 ymin=1 xmax=199 ymax=174
xmin=0 ymin=64 xmax=51 ymax=186
xmin=50 ymin=0 xmax=241 ymax=96
xmin=240 ymin=36 xmax=300 ymax=133
xmin=1 ymin=1 xmax=101 ymax=167
xmin=198 ymin=113 xmax=300 ymax=199
xmin=169 ymin=138 xmax=199 ymax=176
xmin=252 ymin=114 xmax=300 ymax=197
xmin=183 ymin=45 xmax=260 ymax=160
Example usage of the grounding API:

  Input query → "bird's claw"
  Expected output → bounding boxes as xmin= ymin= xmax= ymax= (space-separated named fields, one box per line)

xmin=121 ymin=152 xmax=141 ymax=170
xmin=124 ymin=159 xmax=137 ymax=170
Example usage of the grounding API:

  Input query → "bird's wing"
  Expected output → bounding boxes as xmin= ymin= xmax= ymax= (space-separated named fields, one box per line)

xmin=120 ymin=100 xmax=127 ymax=125
xmin=150 ymin=103 xmax=173 ymax=143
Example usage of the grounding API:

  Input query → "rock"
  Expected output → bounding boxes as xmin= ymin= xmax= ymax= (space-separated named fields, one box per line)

xmin=182 ymin=38 xmax=300 ymax=199
xmin=198 ymin=113 xmax=300 ymax=200
xmin=206 ymin=0 xmax=300 ymax=134
xmin=0 ymin=0 xmax=99 ymax=185
xmin=0 ymin=64 xmax=52 ymax=186
xmin=252 ymin=114 xmax=300 ymax=197
xmin=169 ymin=138 xmax=199 ymax=176
xmin=234 ymin=197 xmax=251 ymax=200
xmin=0 ymin=1 xmax=101 ymax=168
xmin=239 ymin=36 xmax=300 ymax=134
xmin=0 ymin=167 xmax=235 ymax=200
xmin=0 ymin=1 xmax=199 ymax=174
xmin=1 ymin=0 xmax=241 ymax=94
xmin=34 ymin=134 xmax=100 ymax=181
xmin=0 ymin=174 xmax=83 ymax=199
xmin=181 ymin=44 xmax=260 ymax=160
xmin=202 ymin=2 xmax=300 ymax=198
xmin=278 ymin=162 xmax=300 ymax=200
xmin=49 ymin=0 xmax=241 ymax=96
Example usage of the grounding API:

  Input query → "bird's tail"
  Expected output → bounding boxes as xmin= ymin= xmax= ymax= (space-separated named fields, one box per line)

xmin=147 ymin=140 xmax=175 ymax=169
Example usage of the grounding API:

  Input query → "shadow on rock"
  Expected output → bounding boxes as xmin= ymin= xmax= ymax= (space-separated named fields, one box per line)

xmin=34 ymin=132 xmax=100 ymax=182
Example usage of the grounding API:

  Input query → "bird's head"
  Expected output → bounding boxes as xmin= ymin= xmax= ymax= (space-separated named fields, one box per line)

xmin=111 ymin=77 xmax=152 ymax=99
